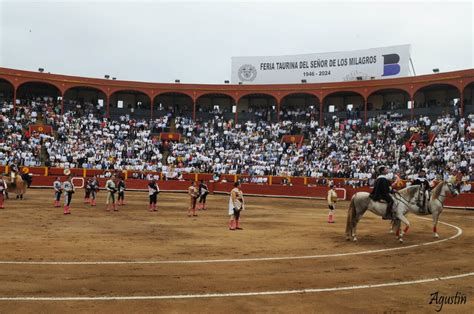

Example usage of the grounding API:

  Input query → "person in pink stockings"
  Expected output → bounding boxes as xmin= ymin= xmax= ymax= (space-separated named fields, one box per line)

xmin=0 ymin=176 xmax=7 ymax=209
xmin=62 ymin=175 xmax=75 ymax=215
xmin=89 ymin=176 xmax=99 ymax=206
xmin=148 ymin=179 xmax=159 ymax=212
xmin=327 ymin=182 xmax=338 ymax=223
xmin=228 ymin=181 xmax=245 ymax=230
xmin=53 ymin=177 xmax=62 ymax=207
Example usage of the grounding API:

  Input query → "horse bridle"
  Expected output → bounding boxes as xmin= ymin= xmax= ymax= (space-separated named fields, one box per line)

xmin=394 ymin=184 xmax=431 ymax=207
xmin=393 ymin=191 xmax=416 ymax=208
xmin=393 ymin=182 xmax=458 ymax=211
xmin=447 ymin=182 xmax=458 ymax=195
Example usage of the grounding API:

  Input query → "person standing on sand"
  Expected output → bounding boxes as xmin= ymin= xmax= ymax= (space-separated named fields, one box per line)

xmin=327 ymin=182 xmax=338 ymax=223
xmin=62 ymin=174 xmax=74 ymax=215
xmin=117 ymin=177 xmax=126 ymax=206
xmin=197 ymin=180 xmax=209 ymax=210
xmin=228 ymin=181 xmax=244 ymax=230
xmin=105 ymin=175 xmax=118 ymax=212
xmin=53 ymin=176 xmax=62 ymax=207
xmin=148 ymin=178 xmax=159 ymax=212
xmin=188 ymin=181 xmax=199 ymax=217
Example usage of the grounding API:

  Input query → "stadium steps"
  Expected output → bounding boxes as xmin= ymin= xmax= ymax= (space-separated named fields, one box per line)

xmin=40 ymin=145 xmax=48 ymax=166
xmin=28 ymin=116 xmax=53 ymax=166
xmin=170 ymin=119 xmax=176 ymax=133
xmin=162 ymin=150 xmax=169 ymax=165
xmin=407 ymin=133 xmax=421 ymax=144
xmin=405 ymin=132 xmax=436 ymax=147
xmin=428 ymin=133 xmax=436 ymax=145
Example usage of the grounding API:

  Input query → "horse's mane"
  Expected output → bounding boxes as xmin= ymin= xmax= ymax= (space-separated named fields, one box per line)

xmin=398 ymin=185 xmax=419 ymax=199
xmin=431 ymin=181 xmax=444 ymax=200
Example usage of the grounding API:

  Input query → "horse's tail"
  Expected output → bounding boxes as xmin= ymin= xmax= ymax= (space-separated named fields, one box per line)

xmin=345 ymin=194 xmax=357 ymax=237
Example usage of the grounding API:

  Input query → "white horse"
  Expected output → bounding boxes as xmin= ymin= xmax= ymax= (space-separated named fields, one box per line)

xmin=345 ymin=185 xmax=421 ymax=243
xmin=391 ymin=181 xmax=459 ymax=238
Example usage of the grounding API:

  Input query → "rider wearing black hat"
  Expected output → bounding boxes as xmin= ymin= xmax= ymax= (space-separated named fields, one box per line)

xmin=412 ymin=168 xmax=431 ymax=213
xmin=369 ymin=166 xmax=395 ymax=220
xmin=8 ymin=160 xmax=20 ymax=188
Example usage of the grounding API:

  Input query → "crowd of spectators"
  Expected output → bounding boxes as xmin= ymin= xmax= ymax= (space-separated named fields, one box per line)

xmin=1 ymin=98 xmax=473 ymax=190
xmin=0 ymin=100 xmax=46 ymax=167
xmin=280 ymin=105 xmax=319 ymax=122
xmin=166 ymin=112 xmax=473 ymax=187
xmin=46 ymin=112 xmax=166 ymax=170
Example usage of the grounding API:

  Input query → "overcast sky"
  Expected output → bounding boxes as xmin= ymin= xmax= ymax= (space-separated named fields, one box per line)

xmin=0 ymin=0 xmax=472 ymax=84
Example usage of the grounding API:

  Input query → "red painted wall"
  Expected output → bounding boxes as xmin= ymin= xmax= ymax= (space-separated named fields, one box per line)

xmin=27 ymin=175 xmax=474 ymax=209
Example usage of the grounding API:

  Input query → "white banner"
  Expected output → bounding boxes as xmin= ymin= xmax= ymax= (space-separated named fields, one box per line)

xmin=231 ymin=45 xmax=411 ymax=84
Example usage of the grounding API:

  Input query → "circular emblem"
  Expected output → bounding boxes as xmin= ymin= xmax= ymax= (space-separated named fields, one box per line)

xmin=168 ymin=134 xmax=173 ymax=139
xmin=238 ymin=64 xmax=257 ymax=82
xmin=22 ymin=167 xmax=29 ymax=174
xmin=38 ymin=126 xmax=44 ymax=131
xmin=290 ymin=136 xmax=296 ymax=142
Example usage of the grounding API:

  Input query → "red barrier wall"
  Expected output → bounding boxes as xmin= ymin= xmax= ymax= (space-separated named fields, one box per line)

xmin=28 ymin=176 xmax=474 ymax=209
xmin=2 ymin=166 xmax=472 ymax=189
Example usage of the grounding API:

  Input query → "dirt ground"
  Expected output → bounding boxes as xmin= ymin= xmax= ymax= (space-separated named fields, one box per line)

xmin=0 ymin=189 xmax=472 ymax=313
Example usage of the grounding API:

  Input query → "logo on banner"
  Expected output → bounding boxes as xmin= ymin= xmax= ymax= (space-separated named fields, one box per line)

xmin=382 ymin=54 xmax=401 ymax=76
xmin=238 ymin=64 xmax=257 ymax=81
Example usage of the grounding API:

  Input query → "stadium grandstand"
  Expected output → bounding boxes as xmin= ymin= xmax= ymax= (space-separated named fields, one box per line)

xmin=2 ymin=0 xmax=474 ymax=312
xmin=0 ymin=0 xmax=474 ymax=314
xmin=0 ymin=67 xmax=473 ymax=194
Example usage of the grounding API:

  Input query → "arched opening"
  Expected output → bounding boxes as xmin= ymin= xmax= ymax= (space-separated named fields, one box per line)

xmin=196 ymin=93 xmax=236 ymax=122
xmin=463 ymin=82 xmax=474 ymax=115
xmin=63 ymin=86 xmax=107 ymax=118
xmin=322 ymin=91 xmax=364 ymax=123
xmin=16 ymin=81 xmax=61 ymax=116
xmin=153 ymin=92 xmax=193 ymax=119
xmin=413 ymin=84 xmax=460 ymax=118
xmin=280 ymin=93 xmax=320 ymax=122
xmin=367 ymin=88 xmax=410 ymax=118
xmin=237 ymin=93 xmax=277 ymax=123
xmin=109 ymin=90 xmax=151 ymax=120
xmin=0 ymin=78 xmax=14 ymax=102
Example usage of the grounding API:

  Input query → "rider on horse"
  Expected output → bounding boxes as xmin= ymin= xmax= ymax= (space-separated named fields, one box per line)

xmin=369 ymin=166 xmax=395 ymax=220
xmin=412 ymin=168 xmax=431 ymax=213
xmin=8 ymin=160 xmax=20 ymax=187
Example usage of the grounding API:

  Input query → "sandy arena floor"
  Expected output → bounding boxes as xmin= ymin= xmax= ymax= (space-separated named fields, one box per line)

xmin=0 ymin=189 xmax=472 ymax=313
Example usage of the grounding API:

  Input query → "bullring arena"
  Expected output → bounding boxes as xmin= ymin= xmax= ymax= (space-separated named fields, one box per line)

xmin=1 ymin=4 xmax=474 ymax=311
xmin=0 ymin=187 xmax=472 ymax=313
xmin=0 ymin=65 xmax=474 ymax=312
